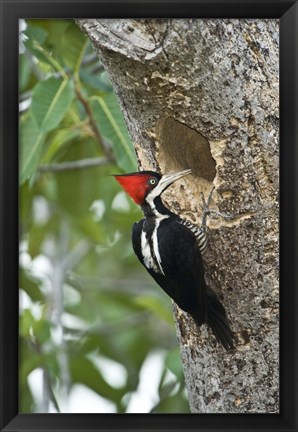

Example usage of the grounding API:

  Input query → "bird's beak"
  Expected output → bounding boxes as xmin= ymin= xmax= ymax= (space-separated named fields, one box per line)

xmin=159 ymin=169 xmax=192 ymax=191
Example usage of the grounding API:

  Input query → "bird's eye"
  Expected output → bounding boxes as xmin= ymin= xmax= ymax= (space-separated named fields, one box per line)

xmin=149 ymin=178 xmax=156 ymax=185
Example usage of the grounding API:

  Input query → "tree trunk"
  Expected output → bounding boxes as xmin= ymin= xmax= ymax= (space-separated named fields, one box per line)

xmin=77 ymin=19 xmax=279 ymax=414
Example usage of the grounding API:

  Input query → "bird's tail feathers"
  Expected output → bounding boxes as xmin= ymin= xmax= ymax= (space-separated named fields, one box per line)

xmin=206 ymin=296 xmax=235 ymax=351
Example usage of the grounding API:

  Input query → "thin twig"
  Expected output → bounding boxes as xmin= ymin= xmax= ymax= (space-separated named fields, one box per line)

xmin=29 ymin=339 xmax=61 ymax=412
xmin=51 ymin=220 xmax=71 ymax=411
xmin=42 ymin=369 xmax=60 ymax=413
xmin=75 ymin=86 xmax=116 ymax=163
xmin=39 ymin=156 xmax=110 ymax=173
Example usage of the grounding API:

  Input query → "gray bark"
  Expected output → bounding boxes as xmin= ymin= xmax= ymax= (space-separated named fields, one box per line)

xmin=77 ymin=18 xmax=279 ymax=414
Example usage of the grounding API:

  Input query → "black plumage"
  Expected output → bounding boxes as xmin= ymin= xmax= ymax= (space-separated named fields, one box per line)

xmin=132 ymin=215 xmax=234 ymax=350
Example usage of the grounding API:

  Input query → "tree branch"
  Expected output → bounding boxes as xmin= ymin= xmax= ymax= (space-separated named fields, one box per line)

xmin=75 ymin=86 xmax=116 ymax=163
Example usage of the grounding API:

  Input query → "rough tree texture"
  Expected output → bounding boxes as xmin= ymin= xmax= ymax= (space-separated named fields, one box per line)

xmin=77 ymin=19 xmax=279 ymax=413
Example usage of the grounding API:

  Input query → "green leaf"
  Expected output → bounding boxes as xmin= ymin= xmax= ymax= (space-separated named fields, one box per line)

xmin=20 ymin=113 xmax=45 ymax=184
xmin=19 ymin=379 xmax=35 ymax=413
xmin=60 ymin=23 xmax=88 ymax=72
xmin=42 ymin=127 xmax=82 ymax=163
xmin=19 ymin=181 xmax=34 ymax=223
xmin=31 ymin=77 xmax=75 ymax=132
xmin=90 ymin=94 xmax=137 ymax=171
xmin=79 ymin=70 xmax=112 ymax=93
xmin=20 ymin=269 xmax=43 ymax=302
xmin=34 ymin=317 xmax=51 ymax=344
xmin=24 ymin=34 xmax=60 ymax=72
xmin=24 ymin=24 xmax=48 ymax=45
xmin=20 ymin=309 xmax=35 ymax=338
xmin=45 ymin=20 xmax=71 ymax=48
xmin=19 ymin=340 xmax=43 ymax=412
xmin=70 ymin=357 xmax=123 ymax=402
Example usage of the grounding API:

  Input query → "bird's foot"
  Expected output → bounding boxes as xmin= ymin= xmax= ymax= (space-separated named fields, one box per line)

xmin=200 ymin=187 xmax=234 ymax=229
xmin=200 ymin=186 xmax=215 ymax=229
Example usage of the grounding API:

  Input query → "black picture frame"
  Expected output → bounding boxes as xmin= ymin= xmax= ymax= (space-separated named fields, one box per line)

xmin=1 ymin=0 xmax=297 ymax=431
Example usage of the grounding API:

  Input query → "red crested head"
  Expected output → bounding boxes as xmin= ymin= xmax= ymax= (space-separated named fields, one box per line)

xmin=113 ymin=169 xmax=191 ymax=207
xmin=113 ymin=171 xmax=161 ymax=205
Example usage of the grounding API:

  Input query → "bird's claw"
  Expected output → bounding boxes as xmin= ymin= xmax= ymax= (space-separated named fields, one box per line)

xmin=200 ymin=186 xmax=215 ymax=229
xmin=201 ymin=187 xmax=234 ymax=227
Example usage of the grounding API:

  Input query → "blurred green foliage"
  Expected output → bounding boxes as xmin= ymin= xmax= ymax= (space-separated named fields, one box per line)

xmin=19 ymin=19 xmax=190 ymax=414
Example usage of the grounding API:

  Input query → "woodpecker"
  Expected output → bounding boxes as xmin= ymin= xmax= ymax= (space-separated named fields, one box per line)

xmin=114 ymin=169 xmax=234 ymax=350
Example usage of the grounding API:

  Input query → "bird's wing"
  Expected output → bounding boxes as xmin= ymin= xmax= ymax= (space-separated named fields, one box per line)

xmin=151 ymin=219 xmax=208 ymax=323
xmin=132 ymin=219 xmax=145 ymax=262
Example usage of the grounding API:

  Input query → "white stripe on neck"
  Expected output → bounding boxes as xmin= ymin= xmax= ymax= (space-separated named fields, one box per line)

xmin=145 ymin=184 xmax=166 ymax=217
